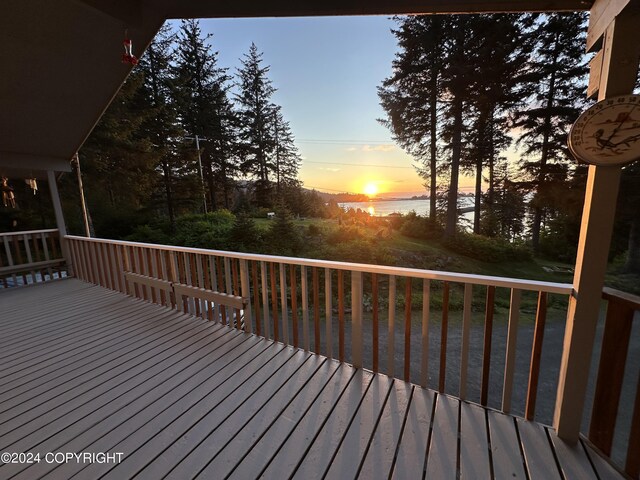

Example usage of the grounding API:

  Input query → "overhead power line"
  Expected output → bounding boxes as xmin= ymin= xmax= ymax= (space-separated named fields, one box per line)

xmin=297 ymin=138 xmax=393 ymax=145
xmin=303 ymin=160 xmax=414 ymax=169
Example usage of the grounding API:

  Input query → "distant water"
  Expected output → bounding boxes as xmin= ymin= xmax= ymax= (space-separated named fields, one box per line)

xmin=339 ymin=197 xmax=474 ymax=218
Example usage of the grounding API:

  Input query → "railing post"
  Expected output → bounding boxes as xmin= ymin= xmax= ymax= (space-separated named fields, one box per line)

xmin=47 ymin=170 xmax=73 ymax=276
xmin=555 ymin=3 xmax=640 ymax=442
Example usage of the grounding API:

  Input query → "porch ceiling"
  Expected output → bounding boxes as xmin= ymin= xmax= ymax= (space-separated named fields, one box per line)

xmin=0 ymin=0 xmax=593 ymax=179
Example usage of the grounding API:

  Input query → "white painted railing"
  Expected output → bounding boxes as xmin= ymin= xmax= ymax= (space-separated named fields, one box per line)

xmin=66 ymin=235 xmax=576 ymax=423
xmin=0 ymin=229 xmax=66 ymax=288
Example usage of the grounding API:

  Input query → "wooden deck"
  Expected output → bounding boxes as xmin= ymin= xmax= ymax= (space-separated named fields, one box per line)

xmin=0 ymin=279 xmax=626 ymax=480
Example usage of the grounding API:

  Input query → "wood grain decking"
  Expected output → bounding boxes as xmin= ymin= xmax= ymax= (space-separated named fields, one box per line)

xmin=0 ymin=279 xmax=625 ymax=479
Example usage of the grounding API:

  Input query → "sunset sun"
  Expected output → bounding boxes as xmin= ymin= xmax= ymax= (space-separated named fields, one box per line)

xmin=363 ymin=182 xmax=378 ymax=197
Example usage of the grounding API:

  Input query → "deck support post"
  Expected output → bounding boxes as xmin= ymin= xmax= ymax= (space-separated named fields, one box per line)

xmin=47 ymin=169 xmax=73 ymax=276
xmin=554 ymin=4 xmax=640 ymax=442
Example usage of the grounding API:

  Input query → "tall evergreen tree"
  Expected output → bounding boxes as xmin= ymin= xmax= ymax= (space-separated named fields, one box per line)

xmin=512 ymin=13 xmax=588 ymax=252
xmin=438 ymin=15 xmax=486 ymax=238
xmin=463 ymin=14 xmax=529 ymax=235
xmin=273 ymin=107 xmax=302 ymax=195
xmin=379 ymin=15 xmax=447 ymax=225
xmin=136 ymin=24 xmax=185 ymax=229
xmin=173 ymin=19 xmax=238 ymax=211
xmin=235 ymin=43 xmax=279 ymax=207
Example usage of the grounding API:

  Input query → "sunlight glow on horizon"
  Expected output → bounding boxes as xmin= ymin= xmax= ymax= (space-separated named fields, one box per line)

xmin=363 ymin=182 xmax=379 ymax=196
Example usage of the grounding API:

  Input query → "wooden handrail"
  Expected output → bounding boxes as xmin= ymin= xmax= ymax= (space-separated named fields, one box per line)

xmin=0 ymin=228 xmax=59 ymax=237
xmin=65 ymin=235 xmax=573 ymax=295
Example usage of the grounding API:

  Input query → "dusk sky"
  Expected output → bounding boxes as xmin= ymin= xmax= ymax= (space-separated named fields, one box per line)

xmin=171 ymin=16 xmax=478 ymax=197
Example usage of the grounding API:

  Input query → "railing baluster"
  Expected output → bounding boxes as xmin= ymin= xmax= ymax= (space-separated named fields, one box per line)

xmin=460 ymin=283 xmax=473 ymax=400
xmin=0 ymin=240 xmax=6 ymax=288
xmin=178 ymin=253 xmax=189 ymax=313
xmin=224 ymin=257 xmax=233 ymax=324
xmin=626 ymin=370 xmax=640 ymax=478
xmin=13 ymin=236 xmax=27 ymax=284
xmin=168 ymin=251 xmax=178 ymax=307
xmin=502 ymin=288 xmax=521 ymax=413
xmin=291 ymin=265 xmax=299 ymax=348
xmin=270 ymin=262 xmax=279 ymax=341
xmin=67 ymin=239 xmax=77 ymax=281
xmin=23 ymin=234 xmax=35 ymax=283
xmin=404 ymin=277 xmax=412 ymax=382
xmin=301 ymin=265 xmax=309 ymax=351
xmin=233 ymin=259 xmax=242 ymax=327
xmin=89 ymin=240 xmax=101 ymax=286
xmin=189 ymin=254 xmax=200 ymax=317
xmin=216 ymin=257 xmax=226 ymax=324
xmin=144 ymin=247 xmax=154 ymax=300
xmin=147 ymin=248 xmax=158 ymax=302
xmin=439 ymin=281 xmax=450 ymax=393
xmin=225 ymin=258 xmax=241 ymax=330
xmin=41 ymin=232 xmax=53 ymax=280
xmin=138 ymin=248 xmax=148 ymax=300
xmin=252 ymin=262 xmax=261 ymax=336
xmin=79 ymin=239 xmax=90 ymax=283
xmin=209 ymin=256 xmax=219 ymax=320
xmin=111 ymin=244 xmax=122 ymax=292
xmin=156 ymin=249 xmax=166 ymax=306
xmin=261 ymin=261 xmax=269 ymax=338
xmin=93 ymin=241 xmax=102 ymax=285
xmin=313 ymin=267 xmax=320 ymax=353
xmin=481 ymin=285 xmax=496 ymax=406
xmin=101 ymin=242 xmax=112 ymax=290
xmin=388 ymin=275 xmax=396 ymax=377
xmin=3 ymin=236 xmax=17 ymax=286
xmin=589 ymin=293 xmax=634 ymax=455
xmin=196 ymin=254 xmax=207 ymax=317
xmin=352 ymin=270 xmax=363 ymax=369
xmin=325 ymin=268 xmax=332 ymax=359
xmin=526 ymin=291 xmax=547 ymax=420
xmin=372 ymin=273 xmax=379 ymax=373
xmin=338 ymin=270 xmax=345 ymax=361
xmin=421 ymin=279 xmax=430 ymax=388
xmin=240 ymin=259 xmax=252 ymax=334
xmin=279 ymin=263 xmax=289 ymax=344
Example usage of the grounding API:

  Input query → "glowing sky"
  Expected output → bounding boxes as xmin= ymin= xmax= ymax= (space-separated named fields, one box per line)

xmin=191 ymin=16 xmax=477 ymax=197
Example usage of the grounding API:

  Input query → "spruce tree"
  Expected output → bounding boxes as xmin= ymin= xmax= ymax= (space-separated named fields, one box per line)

xmin=173 ymin=19 xmax=238 ymax=211
xmin=136 ymin=24 xmax=185 ymax=229
xmin=273 ymin=107 xmax=302 ymax=195
xmin=512 ymin=13 xmax=588 ymax=252
xmin=379 ymin=15 xmax=447 ymax=225
xmin=463 ymin=14 xmax=529 ymax=235
xmin=235 ymin=43 xmax=279 ymax=207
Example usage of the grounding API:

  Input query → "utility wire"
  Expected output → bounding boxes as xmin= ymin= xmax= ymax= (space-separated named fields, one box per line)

xmin=303 ymin=160 xmax=414 ymax=169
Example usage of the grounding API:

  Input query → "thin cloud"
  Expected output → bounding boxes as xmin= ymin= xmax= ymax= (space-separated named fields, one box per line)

xmin=363 ymin=144 xmax=395 ymax=152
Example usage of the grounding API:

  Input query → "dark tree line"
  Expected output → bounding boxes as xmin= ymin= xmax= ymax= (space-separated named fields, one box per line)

xmin=79 ymin=20 xmax=302 ymax=233
xmin=379 ymin=13 xmax=591 ymax=254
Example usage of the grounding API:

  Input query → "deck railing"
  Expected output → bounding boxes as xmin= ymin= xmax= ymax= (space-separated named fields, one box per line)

xmin=587 ymin=288 xmax=640 ymax=478
xmin=65 ymin=235 xmax=640 ymax=477
xmin=66 ymin=235 xmax=575 ymax=421
xmin=0 ymin=229 xmax=66 ymax=288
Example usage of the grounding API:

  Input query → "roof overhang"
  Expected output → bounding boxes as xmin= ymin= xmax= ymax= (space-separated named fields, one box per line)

xmin=0 ymin=0 xmax=595 ymax=180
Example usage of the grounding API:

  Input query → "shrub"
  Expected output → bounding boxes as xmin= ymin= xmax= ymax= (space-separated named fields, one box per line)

xmin=125 ymin=225 xmax=171 ymax=245
xmin=444 ymin=233 xmax=532 ymax=263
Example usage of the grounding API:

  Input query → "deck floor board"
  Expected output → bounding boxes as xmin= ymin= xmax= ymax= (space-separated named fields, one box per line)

xmin=0 ymin=279 xmax=626 ymax=480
